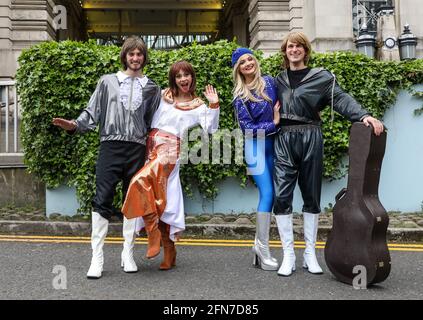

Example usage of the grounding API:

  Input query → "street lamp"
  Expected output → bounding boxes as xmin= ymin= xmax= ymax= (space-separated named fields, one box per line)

xmin=355 ymin=24 xmax=376 ymax=58
xmin=398 ymin=24 xmax=417 ymax=60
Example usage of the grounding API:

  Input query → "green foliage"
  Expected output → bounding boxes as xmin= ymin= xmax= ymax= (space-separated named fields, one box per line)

xmin=412 ymin=90 xmax=423 ymax=115
xmin=16 ymin=40 xmax=423 ymax=213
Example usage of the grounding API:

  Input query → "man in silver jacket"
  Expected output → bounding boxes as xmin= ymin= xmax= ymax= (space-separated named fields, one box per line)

xmin=53 ymin=36 xmax=161 ymax=279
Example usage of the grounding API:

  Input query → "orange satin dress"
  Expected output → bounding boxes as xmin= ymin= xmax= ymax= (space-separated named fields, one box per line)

xmin=122 ymin=128 xmax=180 ymax=219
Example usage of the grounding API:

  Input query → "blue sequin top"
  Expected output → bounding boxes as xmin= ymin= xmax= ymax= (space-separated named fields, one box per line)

xmin=233 ymin=75 xmax=278 ymax=136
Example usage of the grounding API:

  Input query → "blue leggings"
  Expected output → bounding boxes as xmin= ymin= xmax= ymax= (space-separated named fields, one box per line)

xmin=244 ymin=137 xmax=275 ymax=213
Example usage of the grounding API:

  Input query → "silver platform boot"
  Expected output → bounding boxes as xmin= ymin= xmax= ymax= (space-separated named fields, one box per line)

xmin=252 ymin=212 xmax=279 ymax=271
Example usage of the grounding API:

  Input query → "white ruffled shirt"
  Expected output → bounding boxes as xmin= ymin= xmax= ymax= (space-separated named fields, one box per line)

xmin=116 ymin=71 xmax=148 ymax=111
xmin=151 ymin=97 xmax=220 ymax=138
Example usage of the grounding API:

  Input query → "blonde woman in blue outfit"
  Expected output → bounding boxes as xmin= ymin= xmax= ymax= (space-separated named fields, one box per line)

xmin=232 ymin=48 xmax=281 ymax=271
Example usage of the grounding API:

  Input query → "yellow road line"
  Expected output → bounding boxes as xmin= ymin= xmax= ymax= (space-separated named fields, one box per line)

xmin=0 ymin=236 xmax=422 ymax=252
xmin=388 ymin=248 xmax=423 ymax=252
xmin=386 ymin=243 xmax=423 ymax=248
xmin=1 ymin=235 xmax=422 ymax=247
xmin=0 ymin=235 xmax=422 ymax=246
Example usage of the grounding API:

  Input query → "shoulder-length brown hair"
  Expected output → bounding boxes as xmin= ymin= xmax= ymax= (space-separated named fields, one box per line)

xmin=280 ymin=32 xmax=312 ymax=69
xmin=120 ymin=36 xmax=148 ymax=70
xmin=168 ymin=60 xmax=197 ymax=97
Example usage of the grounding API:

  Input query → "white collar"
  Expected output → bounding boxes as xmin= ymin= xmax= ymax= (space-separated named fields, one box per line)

xmin=116 ymin=71 xmax=148 ymax=87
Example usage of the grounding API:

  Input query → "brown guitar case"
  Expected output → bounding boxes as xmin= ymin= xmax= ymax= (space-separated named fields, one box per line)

xmin=324 ymin=122 xmax=391 ymax=286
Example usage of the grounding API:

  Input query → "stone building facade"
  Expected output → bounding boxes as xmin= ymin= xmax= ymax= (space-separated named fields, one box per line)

xmin=242 ymin=0 xmax=423 ymax=57
xmin=1 ymin=0 xmax=422 ymax=80
xmin=0 ymin=0 xmax=85 ymax=81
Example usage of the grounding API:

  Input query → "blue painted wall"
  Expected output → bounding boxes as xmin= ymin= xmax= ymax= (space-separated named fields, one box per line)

xmin=46 ymin=86 xmax=423 ymax=216
xmin=185 ymin=85 xmax=423 ymax=214
xmin=379 ymin=85 xmax=423 ymax=212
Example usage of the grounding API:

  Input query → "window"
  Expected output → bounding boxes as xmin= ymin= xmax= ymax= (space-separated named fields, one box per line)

xmin=352 ymin=0 xmax=394 ymax=37
xmin=95 ymin=35 xmax=213 ymax=50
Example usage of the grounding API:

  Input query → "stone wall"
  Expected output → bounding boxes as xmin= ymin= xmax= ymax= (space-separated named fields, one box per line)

xmin=0 ymin=0 xmax=13 ymax=81
xmin=289 ymin=0 xmax=303 ymax=32
xmin=248 ymin=0 xmax=290 ymax=57
xmin=0 ymin=167 xmax=45 ymax=208
xmin=395 ymin=0 xmax=423 ymax=58
xmin=301 ymin=0 xmax=423 ymax=57
xmin=0 ymin=0 xmax=85 ymax=81
xmin=303 ymin=0 xmax=355 ymax=52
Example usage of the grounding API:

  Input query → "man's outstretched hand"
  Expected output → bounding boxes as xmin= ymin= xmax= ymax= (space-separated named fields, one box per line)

xmin=52 ymin=118 xmax=77 ymax=131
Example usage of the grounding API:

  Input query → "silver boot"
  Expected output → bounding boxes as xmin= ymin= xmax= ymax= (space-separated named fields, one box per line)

xmin=252 ymin=212 xmax=279 ymax=271
xmin=275 ymin=214 xmax=296 ymax=276
xmin=303 ymin=212 xmax=323 ymax=274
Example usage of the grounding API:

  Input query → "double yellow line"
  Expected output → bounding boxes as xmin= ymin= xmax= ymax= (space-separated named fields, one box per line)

xmin=0 ymin=235 xmax=422 ymax=252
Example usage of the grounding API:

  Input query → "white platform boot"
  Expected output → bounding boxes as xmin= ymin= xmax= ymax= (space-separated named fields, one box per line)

xmin=303 ymin=212 xmax=323 ymax=274
xmin=252 ymin=212 xmax=279 ymax=271
xmin=87 ymin=212 xmax=109 ymax=279
xmin=121 ymin=216 xmax=138 ymax=273
xmin=275 ymin=214 xmax=296 ymax=276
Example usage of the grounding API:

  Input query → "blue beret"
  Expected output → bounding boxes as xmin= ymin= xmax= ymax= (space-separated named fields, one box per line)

xmin=231 ymin=47 xmax=254 ymax=67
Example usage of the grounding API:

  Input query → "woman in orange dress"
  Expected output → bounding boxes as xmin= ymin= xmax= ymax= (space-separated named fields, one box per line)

xmin=122 ymin=61 xmax=220 ymax=270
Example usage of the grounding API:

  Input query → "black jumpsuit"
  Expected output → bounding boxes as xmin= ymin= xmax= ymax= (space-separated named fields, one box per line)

xmin=273 ymin=68 xmax=370 ymax=215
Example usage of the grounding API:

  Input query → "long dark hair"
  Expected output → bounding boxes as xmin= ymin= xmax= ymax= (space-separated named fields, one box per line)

xmin=120 ymin=36 xmax=148 ymax=70
xmin=168 ymin=60 xmax=197 ymax=97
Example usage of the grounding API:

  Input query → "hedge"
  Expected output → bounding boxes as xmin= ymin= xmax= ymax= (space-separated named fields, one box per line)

xmin=16 ymin=40 xmax=423 ymax=214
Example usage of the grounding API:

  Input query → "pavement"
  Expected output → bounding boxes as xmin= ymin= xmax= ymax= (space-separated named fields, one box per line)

xmin=1 ymin=239 xmax=422 ymax=300
xmin=0 ymin=211 xmax=423 ymax=242
xmin=1 ymin=212 xmax=422 ymax=301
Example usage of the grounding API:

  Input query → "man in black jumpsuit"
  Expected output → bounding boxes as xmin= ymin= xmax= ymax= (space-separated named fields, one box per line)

xmin=274 ymin=32 xmax=384 ymax=277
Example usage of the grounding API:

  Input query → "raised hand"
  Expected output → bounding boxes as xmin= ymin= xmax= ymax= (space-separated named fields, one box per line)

xmin=203 ymin=85 xmax=219 ymax=104
xmin=52 ymin=118 xmax=77 ymax=131
xmin=162 ymin=88 xmax=174 ymax=104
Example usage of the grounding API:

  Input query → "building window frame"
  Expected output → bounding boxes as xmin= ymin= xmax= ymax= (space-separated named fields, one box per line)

xmin=352 ymin=0 xmax=394 ymax=37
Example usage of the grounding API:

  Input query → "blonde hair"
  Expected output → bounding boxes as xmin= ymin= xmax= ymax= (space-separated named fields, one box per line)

xmin=232 ymin=54 xmax=271 ymax=103
xmin=280 ymin=31 xmax=312 ymax=69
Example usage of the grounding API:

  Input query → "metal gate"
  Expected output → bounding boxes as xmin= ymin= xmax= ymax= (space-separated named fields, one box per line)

xmin=0 ymin=80 xmax=23 ymax=166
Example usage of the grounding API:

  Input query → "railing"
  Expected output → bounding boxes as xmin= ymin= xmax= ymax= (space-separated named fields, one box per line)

xmin=0 ymin=80 xmax=24 ymax=167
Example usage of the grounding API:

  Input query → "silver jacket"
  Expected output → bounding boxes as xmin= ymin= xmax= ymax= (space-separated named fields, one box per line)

xmin=74 ymin=73 xmax=161 ymax=145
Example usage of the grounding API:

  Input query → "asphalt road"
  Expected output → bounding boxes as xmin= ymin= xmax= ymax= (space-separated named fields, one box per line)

xmin=0 ymin=236 xmax=422 ymax=301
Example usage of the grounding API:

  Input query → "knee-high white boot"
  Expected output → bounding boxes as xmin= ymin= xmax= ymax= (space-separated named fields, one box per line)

xmin=275 ymin=214 xmax=296 ymax=276
xmin=303 ymin=212 xmax=323 ymax=274
xmin=252 ymin=212 xmax=278 ymax=271
xmin=87 ymin=212 xmax=109 ymax=279
xmin=121 ymin=216 xmax=138 ymax=273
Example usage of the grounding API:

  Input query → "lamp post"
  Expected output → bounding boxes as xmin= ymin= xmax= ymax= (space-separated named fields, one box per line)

xmin=356 ymin=23 xmax=376 ymax=58
xmin=398 ymin=24 xmax=417 ymax=60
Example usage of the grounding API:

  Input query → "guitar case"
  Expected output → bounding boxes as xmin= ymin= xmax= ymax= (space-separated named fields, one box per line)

xmin=324 ymin=122 xmax=391 ymax=285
